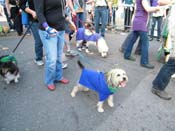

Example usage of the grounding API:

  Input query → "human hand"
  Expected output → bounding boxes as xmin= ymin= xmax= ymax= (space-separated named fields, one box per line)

xmin=31 ymin=11 xmax=37 ymax=19
xmin=45 ymin=27 xmax=57 ymax=36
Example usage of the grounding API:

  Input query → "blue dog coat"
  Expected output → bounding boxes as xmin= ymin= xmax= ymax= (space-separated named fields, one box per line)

xmin=76 ymin=28 xmax=101 ymax=42
xmin=79 ymin=69 xmax=113 ymax=101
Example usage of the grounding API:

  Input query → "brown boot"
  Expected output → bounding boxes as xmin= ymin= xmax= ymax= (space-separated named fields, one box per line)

xmin=151 ymin=88 xmax=172 ymax=100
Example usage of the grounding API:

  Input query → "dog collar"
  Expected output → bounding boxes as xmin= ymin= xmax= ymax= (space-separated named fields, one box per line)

xmin=108 ymin=85 xmax=119 ymax=93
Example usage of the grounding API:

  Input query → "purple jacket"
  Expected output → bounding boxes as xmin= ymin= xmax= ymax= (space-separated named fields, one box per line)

xmin=76 ymin=28 xmax=101 ymax=42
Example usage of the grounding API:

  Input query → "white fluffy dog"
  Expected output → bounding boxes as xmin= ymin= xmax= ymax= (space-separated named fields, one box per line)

xmin=71 ymin=60 xmax=128 ymax=113
xmin=76 ymin=23 xmax=109 ymax=58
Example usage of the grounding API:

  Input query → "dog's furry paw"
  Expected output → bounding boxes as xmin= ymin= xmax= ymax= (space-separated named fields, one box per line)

xmin=108 ymin=101 xmax=114 ymax=107
xmin=70 ymin=92 xmax=76 ymax=97
xmin=5 ymin=81 xmax=10 ymax=84
xmin=97 ymin=107 xmax=104 ymax=113
xmin=14 ymin=79 xmax=19 ymax=83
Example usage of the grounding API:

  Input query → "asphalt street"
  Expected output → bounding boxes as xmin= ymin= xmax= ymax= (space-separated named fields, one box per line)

xmin=0 ymin=27 xmax=175 ymax=131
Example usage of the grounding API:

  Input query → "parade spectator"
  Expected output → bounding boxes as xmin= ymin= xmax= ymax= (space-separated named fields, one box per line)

xmin=152 ymin=0 xmax=175 ymax=100
xmin=5 ymin=0 xmax=23 ymax=36
xmin=72 ymin=0 xmax=85 ymax=28
xmin=123 ymin=0 xmax=160 ymax=69
xmin=0 ymin=0 xmax=14 ymax=31
xmin=149 ymin=9 xmax=165 ymax=41
xmin=92 ymin=0 xmax=112 ymax=37
xmin=34 ymin=0 xmax=75 ymax=91
xmin=123 ymin=0 xmax=134 ymax=32
xmin=19 ymin=0 xmax=44 ymax=66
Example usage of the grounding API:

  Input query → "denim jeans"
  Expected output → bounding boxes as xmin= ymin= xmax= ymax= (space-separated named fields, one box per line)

xmin=76 ymin=12 xmax=84 ymax=28
xmin=30 ymin=22 xmax=43 ymax=61
xmin=39 ymin=30 xmax=65 ymax=85
xmin=124 ymin=31 xmax=149 ymax=65
xmin=152 ymin=58 xmax=175 ymax=90
xmin=121 ymin=31 xmax=141 ymax=53
xmin=150 ymin=16 xmax=163 ymax=39
xmin=94 ymin=6 xmax=108 ymax=37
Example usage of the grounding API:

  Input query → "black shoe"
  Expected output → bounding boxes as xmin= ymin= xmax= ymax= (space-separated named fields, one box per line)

xmin=141 ymin=63 xmax=154 ymax=69
xmin=149 ymin=38 xmax=153 ymax=41
xmin=124 ymin=56 xmax=136 ymax=61
xmin=119 ymin=47 xmax=124 ymax=53
xmin=151 ymin=88 xmax=172 ymax=100
xmin=157 ymin=39 xmax=161 ymax=42
xmin=134 ymin=51 xmax=141 ymax=55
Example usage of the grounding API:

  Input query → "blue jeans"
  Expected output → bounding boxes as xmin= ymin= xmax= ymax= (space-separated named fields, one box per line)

xmin=150 ymin=16 xmax=163 ymax=39
xmin=30 ymin=21 xmax=43 ymax=61
xmin=121 ymin=31 xmax=141 ymax=53
xmin=152 ymin=58 xmax=175 ymax=90
xmin=94 ymin=6 xmax=108 ymax=37
xmin=39 ymin=30 xmax=65 ymax=85
xmin=76 ymin=12 xmax=84 ymax=28
xmin=124 ymin=31 xmax=149 ymax=65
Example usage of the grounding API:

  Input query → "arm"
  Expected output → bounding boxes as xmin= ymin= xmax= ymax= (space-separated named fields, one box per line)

xmin=107 ymin=0 xmax=113 ymax=16
xmin=19 ymin=0 xmax=36 ymax=19
xmin=142 ymin=0 xmax=160 ymax=13
xmin=157 ymin=0 xmax=172 ymax=5
xmin=67 ymin=0 xmax=76 ymax=16
xmin=5 ymin=0 xmax=10 ymax=17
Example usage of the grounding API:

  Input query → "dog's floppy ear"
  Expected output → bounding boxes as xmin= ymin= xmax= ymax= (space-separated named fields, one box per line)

xmin=106 ymin=71 xmax=113 ymax=86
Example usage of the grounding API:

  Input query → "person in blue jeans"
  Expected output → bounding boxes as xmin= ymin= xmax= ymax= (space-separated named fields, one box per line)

xmin=123 ymin=0 xmax=160 ymax=69
xmin=152 ymin=58 xmax=175 ymax=100
xmin=92 ymin=0 xmax=112 ymax=37
xmin=34 ymin=0 xmax=75 ymax=91
xmin=20 ymin=0 xmax=44 ymax=66
xmin=152 ymin=0 xmax=175 ymax=100
xmin=149 ymin=10 xmax=164 ymax=41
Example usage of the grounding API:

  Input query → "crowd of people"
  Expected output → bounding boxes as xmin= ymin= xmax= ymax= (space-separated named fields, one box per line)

xmin=0 ymin=0 xmax=175 ymax=100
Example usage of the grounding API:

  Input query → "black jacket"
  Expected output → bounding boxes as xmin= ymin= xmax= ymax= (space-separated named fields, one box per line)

xmin=34 ymin=0 xmax=66 ymax=31
xmin=19 ymin=0 xmax=38 ymax=22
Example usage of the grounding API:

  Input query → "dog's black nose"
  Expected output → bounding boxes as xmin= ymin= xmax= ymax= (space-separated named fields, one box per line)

xmin=123 ymin=77 xmax=126 ymax=81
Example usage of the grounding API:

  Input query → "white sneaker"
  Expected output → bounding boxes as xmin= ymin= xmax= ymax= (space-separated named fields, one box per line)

xmin=34 ymin=60 xmax=44 ymax=66
xmin=62 ymin=63 xmax=68 ymax=69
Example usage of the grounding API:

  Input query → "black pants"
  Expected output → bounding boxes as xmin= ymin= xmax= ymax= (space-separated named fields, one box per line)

xmin=10 ymin=7 xmax=23 ymax=35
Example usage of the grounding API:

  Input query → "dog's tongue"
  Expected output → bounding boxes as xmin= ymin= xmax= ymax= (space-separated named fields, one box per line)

xmin=119 ymin=81 xmax=127 ymax=88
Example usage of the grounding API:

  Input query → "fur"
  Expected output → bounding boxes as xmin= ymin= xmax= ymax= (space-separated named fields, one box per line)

xmin=0 ymin=56 xmax=20 ymax=84
xmin=71 ymin=60 xmax=128 ymax=113
xmin=76 ymin=24 xmax=109 ymax=58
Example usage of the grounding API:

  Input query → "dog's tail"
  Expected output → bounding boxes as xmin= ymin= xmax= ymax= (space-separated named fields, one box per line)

xmin=77 ymin=60 xmax=85 ymax=69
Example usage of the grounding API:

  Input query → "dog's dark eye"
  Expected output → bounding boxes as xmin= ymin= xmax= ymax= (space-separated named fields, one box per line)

xmin=117 ymin=74 xmax=120 ymax=77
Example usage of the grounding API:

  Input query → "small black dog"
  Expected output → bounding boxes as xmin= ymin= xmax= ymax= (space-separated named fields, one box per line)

xmin=0 ymin=55 xmax=20 ymax=84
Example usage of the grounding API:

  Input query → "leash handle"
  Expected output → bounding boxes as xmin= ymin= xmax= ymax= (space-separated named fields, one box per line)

xmin=12 ymin=21 xmax=33 ymax=53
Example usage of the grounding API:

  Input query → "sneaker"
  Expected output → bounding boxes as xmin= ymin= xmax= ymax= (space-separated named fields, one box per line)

xmin=34 ymin=60 xmax=44 ymax=66
xmin=10 ymin=29 xmax=14 ymax=32
xmin=62 ymin=63 xmax=68 ymax=69
xmin=65 ymin=50 xmax=78 ymax=57
xmin=47 ymin=84 xmax=56 ymax=91
xmin=151 ymin=88 xmax=172 ymax=100
xmin=141 ymin=63 xmax=154 ymax=69
xmin=124 ymin=56 xmax=136 ymax=61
